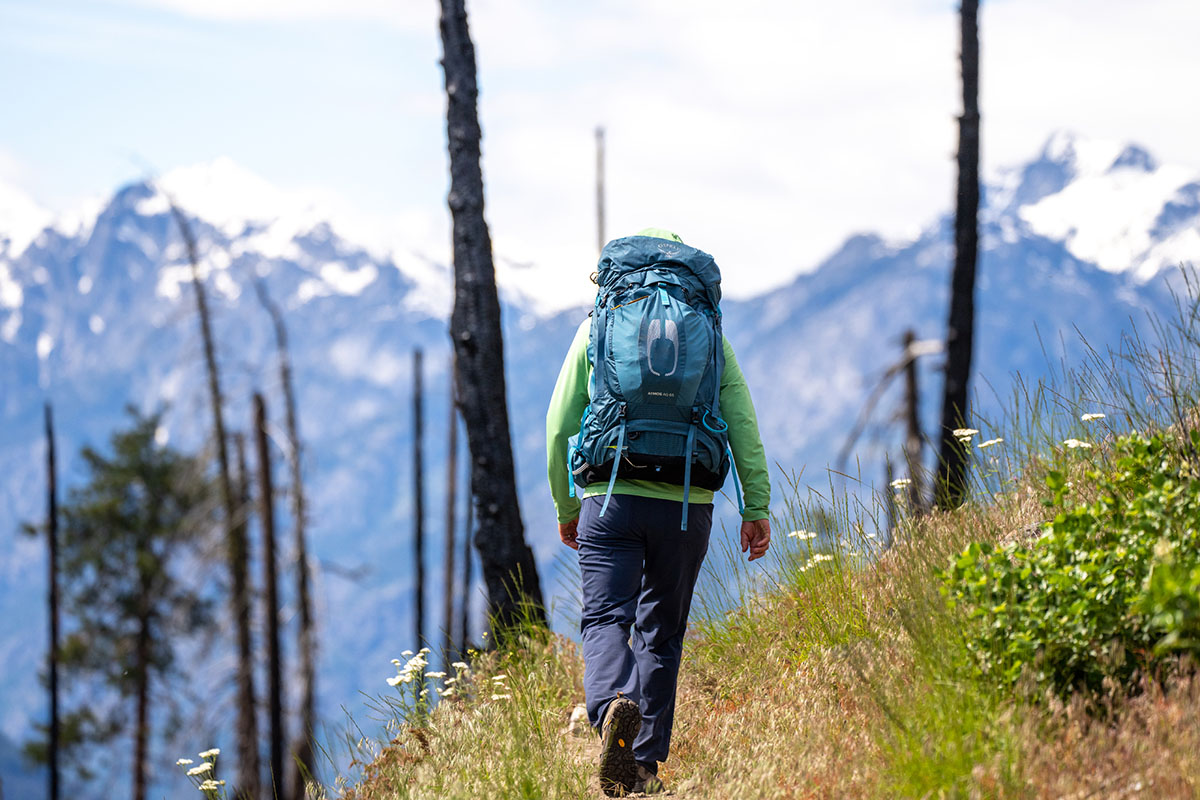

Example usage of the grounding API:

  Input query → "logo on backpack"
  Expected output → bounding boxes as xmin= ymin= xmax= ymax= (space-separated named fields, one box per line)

xmin=646 ymin=319 xmax=679 ymax=376
xmin=567 ymin=235 xmax=736 ymax=530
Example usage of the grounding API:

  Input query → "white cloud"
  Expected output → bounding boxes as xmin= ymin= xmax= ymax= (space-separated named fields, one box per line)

xmin=466 ymin=0 xmax=959 ymax=303
xmin=984 ymin=0 xmax=1200 ymax=170
xmin=0 ymin=146 xmax=52 ymax=257
xmin=460 ymin=0 xmax=1200 ymax=304
xmin=122 ymin=0 xmax=435 ymax=29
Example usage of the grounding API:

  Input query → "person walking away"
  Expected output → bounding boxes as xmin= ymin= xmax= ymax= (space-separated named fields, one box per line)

xmin=546 ymin=228 xmax=771 ymax=796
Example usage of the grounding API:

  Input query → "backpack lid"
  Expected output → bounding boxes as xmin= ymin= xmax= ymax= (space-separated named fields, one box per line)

xmin=597 ymin=235 xmax=723 ymax=306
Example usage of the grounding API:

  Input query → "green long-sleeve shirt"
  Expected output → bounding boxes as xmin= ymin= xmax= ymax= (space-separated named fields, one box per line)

xmin=546 ymin=318 xmax=770 ymax=524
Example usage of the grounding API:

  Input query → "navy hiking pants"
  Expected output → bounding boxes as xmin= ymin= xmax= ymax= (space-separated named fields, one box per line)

xmin=577 ymin=493 xmax=713 ymax=766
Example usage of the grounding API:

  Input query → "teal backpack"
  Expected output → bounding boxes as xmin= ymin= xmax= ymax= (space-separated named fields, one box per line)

xmin=568 ymin=234 xmax=742 ymax=530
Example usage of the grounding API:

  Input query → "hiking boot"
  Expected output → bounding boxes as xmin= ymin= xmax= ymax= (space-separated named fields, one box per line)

xmin=632 ymin=764 xmax=665 ymax=795
xmin=597 ymin=696 xmax=641 ymax=797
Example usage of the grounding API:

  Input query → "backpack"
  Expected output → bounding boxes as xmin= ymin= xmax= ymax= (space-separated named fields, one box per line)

xmin=567 ymin=235 xmax=742 ymax=530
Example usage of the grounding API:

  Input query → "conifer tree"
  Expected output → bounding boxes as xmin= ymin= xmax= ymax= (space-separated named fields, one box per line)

xmin=49 ymin=410 xmax=215 ymax=800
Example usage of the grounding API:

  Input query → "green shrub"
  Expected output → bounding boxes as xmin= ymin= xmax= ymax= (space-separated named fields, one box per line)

xmin=942 ymin=431 xmax=1200 ymax=697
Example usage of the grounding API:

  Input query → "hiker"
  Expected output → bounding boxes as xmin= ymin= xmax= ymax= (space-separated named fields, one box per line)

xmin=546 ymin=228 xmax=771 ymax=796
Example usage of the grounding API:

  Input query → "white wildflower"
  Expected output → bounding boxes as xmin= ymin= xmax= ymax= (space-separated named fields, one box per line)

xmin=491 ymin=693 xmax=512 ymax=701
xmin=787 ymin=529 xmax=818 ymax=539
xmin=198 ymin=748 xmax=220 ymax=759
xmin=889 ymin=478 xmax=912 ymax=490
xmin=1063 ymin=438 xmax=1092 ymax=449
xmin=199 ymin=779 xmax=226 ymax=791
xmin=1080 ymin=412 xmax=1106 ymax=422
xmin=451 ymin=661 xmax=469 ymax=670
xmin=176 ymin=758 xmax=194 ymax=766
xmin=953 ymin=428 xmax=979 ymax=443
xmin=977 ymin=437 xmax=1003 ymax=449
xmin=401 ymin=650 xmax=414 ymax=657
xmin=419 ymin=647 xmax=431 ymax=654
xmin=187 ymin=763 xmax=213 ymax=776
xmin=425 ymin=671 xmax=447 ymax=679
xmin=812 ymin=553 xmax=834 ymax=563
xmin=491 ymin=674 xmax=507 ymax=682
xmin=386 ymin=675 xmax=407 ymax=687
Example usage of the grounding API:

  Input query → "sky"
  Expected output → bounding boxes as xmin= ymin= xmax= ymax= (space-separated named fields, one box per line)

xmin=2 ymin=0 xmax=1200 ymax=310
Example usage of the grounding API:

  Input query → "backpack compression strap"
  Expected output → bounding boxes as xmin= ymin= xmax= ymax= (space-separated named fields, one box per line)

xmin=680 ymin=417 xmax=697 ymax=531
xmin=726 ymin=445 xmax=745 ymax=516
xmin=598 ymin=404 xmax=627 ymax=518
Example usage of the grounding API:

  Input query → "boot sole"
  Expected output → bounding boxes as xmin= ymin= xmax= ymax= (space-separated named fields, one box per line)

xmin=598 ymin=697 xmax=641 ymax=797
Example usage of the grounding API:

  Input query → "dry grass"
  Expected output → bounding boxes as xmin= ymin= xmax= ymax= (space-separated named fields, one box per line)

xmin=1012 ymin=673 xmax=1200 ymax=798
xmin=335 ymin=632 xmax=594 ymax=800
xmin=338 ymin=454 xmax=1199 ymax=799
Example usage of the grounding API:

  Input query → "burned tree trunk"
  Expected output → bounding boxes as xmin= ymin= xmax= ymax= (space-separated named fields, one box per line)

xmin=442 ymin=367 xmax=458 ymax=666
xmin=251 ymin=279 xmax=316 ymax=797
xmin=169 ymin=201 xmax=260 ymax=797
xmin=596 ymin=126 xmax=606 ymax=254
xmin=254 ymin=395 xmax=284 ymax=797
xmin=413 ymin=349 xmax=426 ymax=650
xmin=884 ymin=458 xmax=898 ymax=544
xmin=459 ymin=478 xmax=473 ymax=655
xmin=44 ymin=403 xmax=59 ymax=800
xmin=437 ymin=0 xmax=545 ymax=634
xmin=936 ymin=0 xmax=981 ymax=511
xmin=902 ymin=331 xmax=928 ymax=515
xmin=232 ymin=432 xmax=260 ymax=799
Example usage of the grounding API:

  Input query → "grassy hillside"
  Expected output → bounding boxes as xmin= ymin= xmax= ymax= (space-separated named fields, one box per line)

xmin=332 ymin=294 xmax=1200 ymax=799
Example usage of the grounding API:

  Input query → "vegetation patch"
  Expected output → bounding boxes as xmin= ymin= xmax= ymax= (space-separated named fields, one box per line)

xmin=943 ymin=430 xmax=1200 ymax=698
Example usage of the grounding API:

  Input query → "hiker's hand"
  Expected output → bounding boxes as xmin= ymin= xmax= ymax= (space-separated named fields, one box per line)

xmin=559 ymin=518 xmax=580 ymax=550
xmin=741 ymin=518 xmax=771 ymax=562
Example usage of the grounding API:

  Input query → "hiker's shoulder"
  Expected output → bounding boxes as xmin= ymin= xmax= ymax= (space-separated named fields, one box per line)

xmin=571 ymin=317 xmax=590 ymax=350
xmin=722 ymin=333 xmax=739 ymax=363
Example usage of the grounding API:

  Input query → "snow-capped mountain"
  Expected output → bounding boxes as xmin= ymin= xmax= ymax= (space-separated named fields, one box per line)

xmin=1 ymin=131 xmax=1196 ymax=797
xmin=989 ymin=131 xmax=1200 ymax=281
